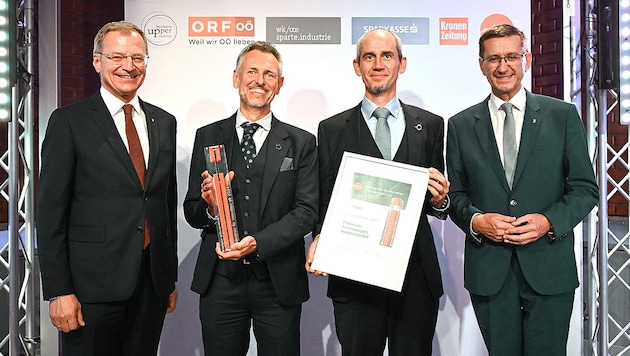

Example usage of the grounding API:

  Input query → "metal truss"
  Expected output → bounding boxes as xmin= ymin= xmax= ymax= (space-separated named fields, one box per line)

xmin=578 ymin=0 xmax=630 ymax=355
xmin=0 ymin=0 xmax=38 ymax=355
xmin=0 ymin=1 xmax=627 ymax=356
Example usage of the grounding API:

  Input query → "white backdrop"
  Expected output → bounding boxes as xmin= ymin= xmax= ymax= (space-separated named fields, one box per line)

xmin=121 ymin=2 xmax=582 ymax=355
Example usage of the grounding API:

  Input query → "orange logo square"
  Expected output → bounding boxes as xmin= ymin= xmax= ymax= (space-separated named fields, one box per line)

xmin=439 ymin=18 xmax=468 ymax=45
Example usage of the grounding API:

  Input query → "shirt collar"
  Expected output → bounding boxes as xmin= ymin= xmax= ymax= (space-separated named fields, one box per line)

xmin=361 ymin=96 xmax=401 ymax=119
xmin=100 ymin=87 xmax=141 ymax=116
xmin=235 ymin=110 xmax=273 ymax=131
xmin=489 ymin=87 xmax=526 ymax=114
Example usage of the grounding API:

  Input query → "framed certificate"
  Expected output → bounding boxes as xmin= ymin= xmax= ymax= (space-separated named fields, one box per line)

xmin=311 ymin=152 xmax=430 ymax=291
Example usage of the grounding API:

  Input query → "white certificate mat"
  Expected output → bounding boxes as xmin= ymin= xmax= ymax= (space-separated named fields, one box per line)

xmin=311 ymin=152 xmax=429 ymax=291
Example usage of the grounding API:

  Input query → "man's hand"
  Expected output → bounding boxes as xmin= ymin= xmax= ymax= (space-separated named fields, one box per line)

xmin=201 ymin=170 xmax=235 ymax=213
xmin=472 ymin=213 xmax=518 ymax=243
xmin=427 ymin=167 xmax=450 ymax=208
xmin=473 ymin=213 xmax=552 ymax=245
xmin=215 ymin=235 xmax=258 ymax=261
xmin=503 ymin=213 xmax=551 ymax=245
xmin=166 ymin=288 xmax=178 ymax=313
xmin=49 ymin=294 xmax=85 ymax=333
xmin=305 ymin=235 xmax=328 ymax=276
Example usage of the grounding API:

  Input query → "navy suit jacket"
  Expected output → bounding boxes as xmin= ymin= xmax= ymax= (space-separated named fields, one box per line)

xmin=447 ymin=90 xmax=598 ymax=296
xmin=37 ymin=92 xmax=178 ymax=302
xmin=183 ymin=113 xmax=318 ymax=306
xmin=316 ymin=101 xmax=445 ymax=300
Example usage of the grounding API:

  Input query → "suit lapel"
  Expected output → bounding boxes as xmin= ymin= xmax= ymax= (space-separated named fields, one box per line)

xmin=89 ymin=93 xmax=143 ymax=190
xmin=401 ymin=103 xmax=425 ymax=166
xmin=341 ymin=104 xmax=366 ymax=154
xmin=217 ymin=114 xmax=238 ymax=162
xmin=473 ymin=98 xmax=511 ymax=193
xmin=513 ymin=91 xmax=542 ymax=188
xmin=141 ymin=99 xmax=159 ymax=189
xmin=260 ymin=117 xmax=289 ymax=213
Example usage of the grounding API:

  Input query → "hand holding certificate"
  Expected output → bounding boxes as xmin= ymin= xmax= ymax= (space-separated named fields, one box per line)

xmin=311 ymin=152 xmax=430 ymax=291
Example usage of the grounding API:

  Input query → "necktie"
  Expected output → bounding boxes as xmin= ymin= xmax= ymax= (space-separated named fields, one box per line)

xmin=373 ymin=107 xmax=392 ymax=160
xmin=241 ymin=122 xmax=261 ymax=169
xmin=123 ymin=104 xmax=149 ymax=248
xmin=123 ymin=104 xmax=146 ymax=185
xmin=501 ymin=102 xmax=517 ymax=189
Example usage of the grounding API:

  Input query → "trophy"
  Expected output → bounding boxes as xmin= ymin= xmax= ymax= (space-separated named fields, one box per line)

xmin=204 ymin=145 xmax=240 ymax=252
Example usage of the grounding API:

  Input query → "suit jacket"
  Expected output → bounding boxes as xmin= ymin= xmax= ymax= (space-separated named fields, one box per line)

xmin=316 ymin=101 xmax=445 ymax=300
xmin=37 ymin=92 xmax=178 ymax=303
xmin=446 ymin=90 xmax=598 ymax=296
xmin=183 ymin=113 xmax=318 ymax=306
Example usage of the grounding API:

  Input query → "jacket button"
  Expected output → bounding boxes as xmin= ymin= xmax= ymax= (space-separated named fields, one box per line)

xmin=245 ymin=178 xmax=251 ymax=184
xmin=509 ymin=200 xmax=517 ymax=207
xmin=245 ymin=195 xmax=250 ymax=200
xmin=137 ymin=225 xmax=144 ymax=233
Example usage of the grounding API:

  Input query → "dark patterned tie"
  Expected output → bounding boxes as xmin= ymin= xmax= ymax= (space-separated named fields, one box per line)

xmin=373 ymin=107 xmax=392 ymax=160
xmin=241 ymin=122 xmax=261 ymax=169
xmin=501 ymin=102 xmax=517 ymax=189
xmin=123 ymin=104 xmax=149 ymax=248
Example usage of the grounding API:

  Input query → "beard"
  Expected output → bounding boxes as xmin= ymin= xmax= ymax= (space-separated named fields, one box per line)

xmin=366 ymin=84 xmax=387 ymax=95
xmin=242 ymin=96 xmax=267 ymax=108
xmin=239 ymin=89 xmax=270 ymax=109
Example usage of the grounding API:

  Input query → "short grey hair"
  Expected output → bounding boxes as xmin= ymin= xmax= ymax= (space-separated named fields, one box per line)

xmin=355 ymin=29 xmax=403 ymax=62
xmin=235 ymin=41 xmax=283 ymax=77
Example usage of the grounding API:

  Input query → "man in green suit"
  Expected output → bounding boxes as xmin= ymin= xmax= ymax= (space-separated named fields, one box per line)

xmin=446 ymin=24 xmax=598 ymax=355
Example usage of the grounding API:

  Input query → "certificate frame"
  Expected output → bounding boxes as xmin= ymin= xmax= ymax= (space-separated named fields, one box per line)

xmin=311 ymin=152 xmax=430 ymax=292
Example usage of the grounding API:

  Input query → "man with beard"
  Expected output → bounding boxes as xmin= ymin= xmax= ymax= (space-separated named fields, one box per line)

xmin=184 ymin=41 xmax=318 ymax=355
xmin=305 ymin=29 xmax=450 ymax=356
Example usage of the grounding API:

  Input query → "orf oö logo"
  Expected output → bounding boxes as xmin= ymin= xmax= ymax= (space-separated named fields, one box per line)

xmin=142 ymin=12 xmax=177 ymax=47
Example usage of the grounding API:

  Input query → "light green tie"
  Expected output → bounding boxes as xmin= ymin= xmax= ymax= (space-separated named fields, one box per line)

xmin=501 ymin=102 xmax=517 ymax=189
xmin=373 ymin=107 xmax=392 ymax=160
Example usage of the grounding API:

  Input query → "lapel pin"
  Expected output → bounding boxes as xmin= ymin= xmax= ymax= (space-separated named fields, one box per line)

xmin=415 ymin=123 xmax=423 ymax=131
xmin=532 ymin=118 xmax=536 ymax=124
xmin=276 ymin=144 xmax=282 ymax=150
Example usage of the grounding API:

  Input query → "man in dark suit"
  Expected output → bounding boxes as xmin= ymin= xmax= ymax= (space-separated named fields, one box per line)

xmin=37 ymin=21 xmax=178 ymax=356
xmin=183 ymin=41 xmax=318 ymax=355
xmin=305 ymin=29 xmax=450 ymax=356
xmin=446 ymin=24 xmax=598 ymax=355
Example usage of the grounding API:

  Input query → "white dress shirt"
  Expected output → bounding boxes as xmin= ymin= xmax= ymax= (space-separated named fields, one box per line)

xmin=100 ymin=87 xmax=150 ymax=168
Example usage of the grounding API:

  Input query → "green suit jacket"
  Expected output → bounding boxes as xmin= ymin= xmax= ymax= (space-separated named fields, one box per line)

xmin=446 ymin=90 xmax=598 ymax=296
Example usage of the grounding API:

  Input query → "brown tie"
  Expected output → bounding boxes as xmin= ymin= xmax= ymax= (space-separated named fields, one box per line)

xmin=123 ymin=104 xmax=150 ymax=248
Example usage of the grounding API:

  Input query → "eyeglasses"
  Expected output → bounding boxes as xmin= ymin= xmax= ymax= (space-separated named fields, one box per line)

xmin=481 ymin=53 xmax=527 ymax=65
xmin=95 ymin=52 xmax=149 ymax=66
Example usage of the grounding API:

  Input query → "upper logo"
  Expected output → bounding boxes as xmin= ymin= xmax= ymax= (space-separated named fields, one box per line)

xmin=142 ymin=12 xmax=177 ymax=47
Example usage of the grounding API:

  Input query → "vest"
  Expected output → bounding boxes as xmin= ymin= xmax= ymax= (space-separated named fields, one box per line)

xmin=216 ymin=134 xmax=271 ymax=279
